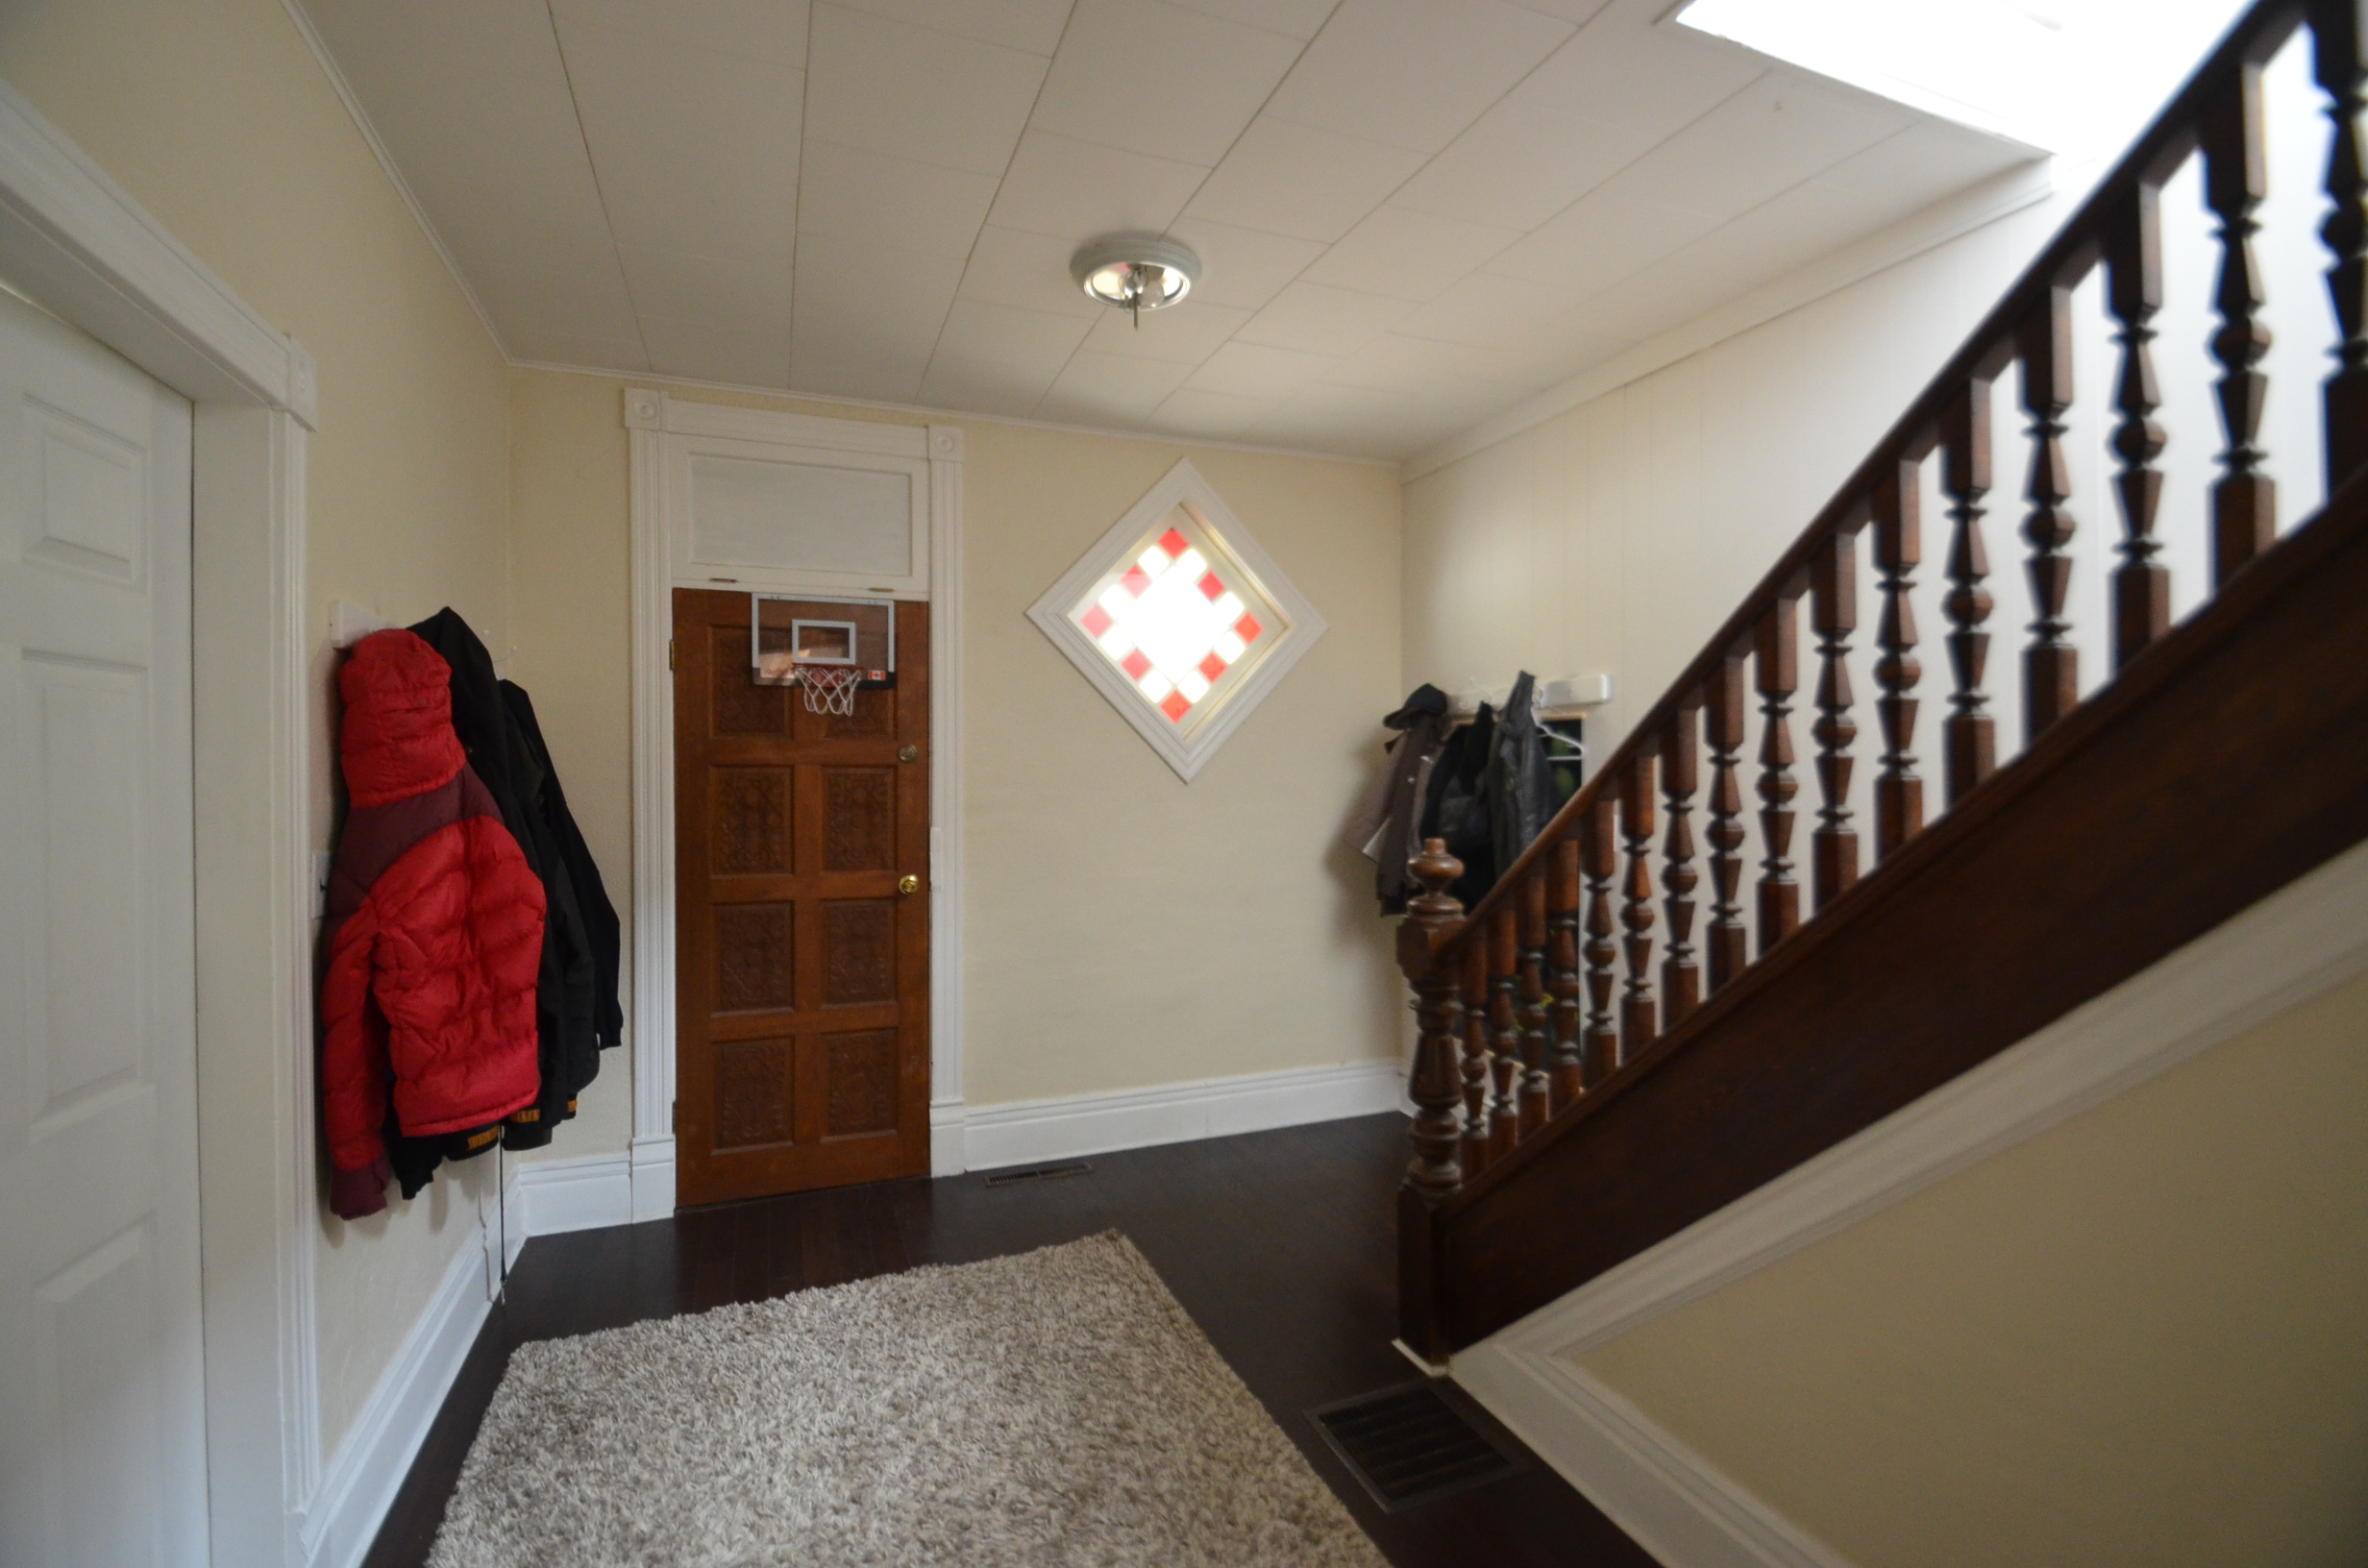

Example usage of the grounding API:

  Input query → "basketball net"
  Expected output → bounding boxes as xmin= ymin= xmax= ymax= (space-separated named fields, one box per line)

xmin=794 ymin=661 xmax=861 ymax=717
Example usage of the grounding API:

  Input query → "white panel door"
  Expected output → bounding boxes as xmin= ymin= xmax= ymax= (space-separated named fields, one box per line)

xmin=0 ymin=289 xmax=207 ymax=1566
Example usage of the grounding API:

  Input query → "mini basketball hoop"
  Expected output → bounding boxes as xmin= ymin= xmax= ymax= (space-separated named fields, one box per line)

xmin=792 ymin=660 xmax=861 ymax=717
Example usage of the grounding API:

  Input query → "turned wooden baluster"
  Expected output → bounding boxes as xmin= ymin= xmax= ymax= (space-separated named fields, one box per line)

xmin=1661 ymin=707 xmax=1702 ymax=1027
xmin=1517 ymin=874 xmax=1553 ymax=1135
xmin=1547 ymin=839 xmax=1585 ymax=1107
xmin=1489 ymin=910 xmax=1522 ymax=1159
xmin=1620 ymin=753 xmax=1659 ymax=1049
xmin=1399 ymin=838 xmax=1466 ymax=1195
xmin=1810 ymin=527 xmax=1860 ymax=909
xmin=2107 ymin=182 xmax=2172 ymax=670
xmin=1757 ymin=598 xmax=1802 ymax=954
xmin=1458 ymin=938 xmax=1492 ymax=1177
xmin=1871 ymin=458 xmax=1924 ymax=860
xmin=2021 ymin=283 xmax=2079 ymax=739
xmin=2204 ymin=60 xmax=2278 ymax=586
xmin=1581 ymin=796 xmax=1621 ymax=1079
xmin=1940 ymin=380 xmax=1997 ymax=804
xmin=1704 ymin=652 xmax=1750 ymax=992
xmin=2316 ymin=0 xmax=2368 ymax=490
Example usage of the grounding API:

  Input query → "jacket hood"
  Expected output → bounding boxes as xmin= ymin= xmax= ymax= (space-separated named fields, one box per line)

xmin=340 ymin=629 xmax=465 ymax=807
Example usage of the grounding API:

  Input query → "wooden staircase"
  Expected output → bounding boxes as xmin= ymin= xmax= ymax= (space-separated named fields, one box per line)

xmin=1394 ymin=0 xmax=2368 ymax=1362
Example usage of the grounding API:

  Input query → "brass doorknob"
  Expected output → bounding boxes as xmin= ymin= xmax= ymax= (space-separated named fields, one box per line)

xmin=899 ymin=744 xmax=919 ymax=762
xmin=899 ymin=874 xmax=920 ymax=895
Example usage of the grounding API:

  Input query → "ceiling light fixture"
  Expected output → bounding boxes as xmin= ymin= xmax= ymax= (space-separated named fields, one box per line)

xmin=1071 ymin=235 xmax=1199 ymax=329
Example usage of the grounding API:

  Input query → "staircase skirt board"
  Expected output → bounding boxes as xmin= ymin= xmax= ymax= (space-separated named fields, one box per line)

xmin=1410 ymin=470 xmax=2368 ymax=1355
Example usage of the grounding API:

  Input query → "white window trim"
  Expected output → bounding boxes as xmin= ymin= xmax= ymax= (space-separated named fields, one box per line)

xmin=1028 ymin=457 xmax=1326 ymax=782
xmin=0 ymin=78 xmax=321 ymax=1565
xmin=626 ymin=390 xmax=968 ymax=1202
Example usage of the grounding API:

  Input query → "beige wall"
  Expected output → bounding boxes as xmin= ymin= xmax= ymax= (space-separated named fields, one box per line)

xmin=1573 ymin=964 xmax=2368 ymax=1568
xmin=507 ymin=367 xmax=1406 ymax=1132
xmin=1 ymin=0 xmax=513 ymax=1456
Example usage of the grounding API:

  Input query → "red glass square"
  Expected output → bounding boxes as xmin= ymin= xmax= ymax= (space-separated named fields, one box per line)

xmin=1197 ymin=572 xmax=1224 ymax=600
xmin=1197 ymin=651 xmax=1227 ymax=682
xmin=1119 ymin=565 xmax=1152 ymax=597
xmin=1158 ymin=528 xmax=1190 ymax=559
xmin=1160 ymin=689 xmax=1192 ymax=722
xmin=1234 ymin=613 xmax=1263 ymax=643
xmin=1079 ymin=604 xmax=1113 ymax=639
xmin=1121 ymin=649 xmax=1152 ymax=680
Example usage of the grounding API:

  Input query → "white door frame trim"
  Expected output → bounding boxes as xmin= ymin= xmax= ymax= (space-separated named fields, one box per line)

xmin=625 ymin=389 xmax=967 ymax=1208
xmin=0 ymin=78 xmax=320 ymax=1566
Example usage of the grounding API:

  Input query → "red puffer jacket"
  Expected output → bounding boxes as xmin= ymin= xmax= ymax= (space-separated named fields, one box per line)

xmin=321 ymin=629 xmax=545 ymax=1219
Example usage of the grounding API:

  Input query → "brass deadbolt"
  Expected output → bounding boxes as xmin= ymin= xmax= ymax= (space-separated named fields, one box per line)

xmin=899 ymin=874 xmax=920 ymax=895
xmin=899 ymin=743 xmax=919 ymax=762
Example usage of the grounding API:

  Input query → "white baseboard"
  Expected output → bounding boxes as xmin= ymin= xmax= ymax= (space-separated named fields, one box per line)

xmin=628 ymin=1135 xmax=675 ymax=1222
xmin=510 ymin=1149 xmax=635 ymax=1237
xmin=1445 ymin=837 xmax=2368 ymax=1568
xmin=296 ymin=1228 xmax=493 ymax=1568
xmin=1456 ymin=1343 xmax=1851 ymax=1568
xmin=959 ymin=1058 xmax=1408 ymax=1172
xmin=930 ymin=1098 xmax=966 ymax=1176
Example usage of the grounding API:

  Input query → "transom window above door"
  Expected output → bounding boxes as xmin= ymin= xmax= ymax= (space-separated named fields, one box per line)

xmin=1030 ymin=460 xmax=1324 ymax=782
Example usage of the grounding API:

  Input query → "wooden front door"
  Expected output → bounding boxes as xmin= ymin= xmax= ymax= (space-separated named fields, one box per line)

xmin=673 ymin=589 xmax=929 ymax=1206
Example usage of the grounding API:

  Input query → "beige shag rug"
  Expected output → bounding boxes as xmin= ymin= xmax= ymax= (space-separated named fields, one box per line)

xmin=428 ymin=1232 xmax=1389 ymax=1567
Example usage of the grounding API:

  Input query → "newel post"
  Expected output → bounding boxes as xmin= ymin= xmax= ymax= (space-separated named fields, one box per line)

xmin=1398 ymin=838 xmax=1468 ymax=1197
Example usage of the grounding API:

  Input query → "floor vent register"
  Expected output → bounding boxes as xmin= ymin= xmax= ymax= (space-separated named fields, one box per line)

xmin=1309 ymin=1381 xmax=1524 ymax=1512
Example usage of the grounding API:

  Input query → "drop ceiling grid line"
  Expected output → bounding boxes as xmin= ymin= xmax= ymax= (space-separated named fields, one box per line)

xmin=786 ymin=0 xmax=825 ymax=380
xmin=907 ymin=0 xmax=1086 ymax=404
xmin=277 ymin=0 xmax=509 ymax=362
xmin=543 ymin=0 xmax=654 ymax=371
xmin=1022 ymin=0 xmax=1347 ymax=426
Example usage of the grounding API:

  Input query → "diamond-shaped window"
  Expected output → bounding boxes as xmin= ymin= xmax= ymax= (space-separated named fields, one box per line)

xmin=1029 ymin=459 xmax=1325 ymax=781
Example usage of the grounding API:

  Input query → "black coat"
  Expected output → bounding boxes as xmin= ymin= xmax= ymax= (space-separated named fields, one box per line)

xmin=407 ymin=610 xmax=619 ymax=1162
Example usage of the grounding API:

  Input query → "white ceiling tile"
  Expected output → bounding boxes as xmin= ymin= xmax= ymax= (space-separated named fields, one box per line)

xmin=1029 ymin=0 xmax=1308 ymax=166
xmin=1318 ymin=332 xmax=1524 ymax=391
xmin=1037 ymin=352 xmax=1196 ymax=423
xmin=471 ymin=259 xmax=643 ymax=343
xmin=790 ymin=234 xmax=961 ymax=391
xmin=787 ymin=347 xmax=930 ymax=404
xmin=1498 ymin=0 xmax=1614 ymax=20
xmin=1159 ymin=0 xmax=1337 ymax=40
xmin=555 ymin=18 xmax=801 ymax=262
xmin=798 ymin=141 xmax=999 ymax=260
xmin=1391 ymin=97 xmax=1662 ymax=231
xmin=1393 ymin=269 xmax=1584 ymax=346
xmin=1079 ymin=302 xmax=1253 ymax=363
xmin=931 ymin=299 xmax=1096 ymax=374
xmin=616 ymin=246 xmax=793 ymax=332
xmin=304 ymin=0 xmax=570 ymax=85
xmin=829 ymin=0 xmax=1076 ymax=55
xmin=548 ymin=0 xmax=809 ymax=67
xmin=1264 ymin=0 xmax=1573 ymax=155
xmin=1156 ymin=219 xmax=1325 ymax=311
xmin=958 ymin=227 xmax=1106 ymax=318
xmin=1235 ymin=281 xmax=1414 ymax=356
xmin=505 ymin=328 xmax=651 ymax=371
xmin=1147 ymin=387 xmax=1285 ymax=440
xmin=1506 ymin=7 xmax=1761 ymax=136
xmin=1484 ymin=185 xmax=1721 ymax=292
xmin=1182 ymin=340 xmax=1334 ymax=399
xmin=1606 ymin=73 xmax=1908 ymax=226
xmin=984 ymin=132 xmax=1211 ymax=243
xmin=918 ymin=355 xmax=1063 ymax=416
xmin=641 ymin=315 xmax=794 ymax=385
xmin=1181 ymin=118 xmax=1427 ymax=243
xmin=1815 ymin=122 xmax=2037 ymax=198
xmin=1300 ymin=206 xmax=1520 ymax=302
xmin=803 ymin=4 xmax=1048 ymax=177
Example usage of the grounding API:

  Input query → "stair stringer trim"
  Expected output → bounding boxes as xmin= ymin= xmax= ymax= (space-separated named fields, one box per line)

xmin=1448 ymin=833 xmax=2368 ymax=1566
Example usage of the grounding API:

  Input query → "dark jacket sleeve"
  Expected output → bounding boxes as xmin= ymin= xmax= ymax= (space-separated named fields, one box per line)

xmin=502 ymin=682 xmax=623 ymax=1050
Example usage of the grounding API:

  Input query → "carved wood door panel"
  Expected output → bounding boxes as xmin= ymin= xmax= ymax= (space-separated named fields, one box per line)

xmin=673 ymin=589 xmax=929 ymax=1206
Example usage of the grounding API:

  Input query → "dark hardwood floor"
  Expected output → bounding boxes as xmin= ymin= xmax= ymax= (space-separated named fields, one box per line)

xmin=362 ymin=1113 xmax=1655 ymax=1568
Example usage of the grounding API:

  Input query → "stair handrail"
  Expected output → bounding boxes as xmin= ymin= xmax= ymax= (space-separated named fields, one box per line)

xmin=1397 ymin=0 xmax=2366 ymax=1199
